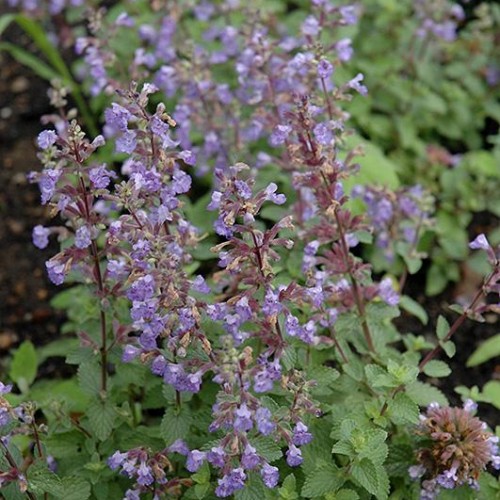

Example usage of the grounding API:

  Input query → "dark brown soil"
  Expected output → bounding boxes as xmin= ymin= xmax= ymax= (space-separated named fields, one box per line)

xmin=0 ymin=24 xmax=65 ymax=378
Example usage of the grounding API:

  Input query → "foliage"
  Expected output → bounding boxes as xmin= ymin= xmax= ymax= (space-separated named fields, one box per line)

xmin=0 ymin=1 xmax=499 ymax=500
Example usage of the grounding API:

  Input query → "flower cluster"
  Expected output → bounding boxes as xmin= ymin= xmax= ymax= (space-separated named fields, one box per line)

xmin=108 ymin=444 xmax=192 ymax=498
xmin=352 ymin=184 xmax=434 ymax=262
xmin=414 ymin=0 xmax=465 ymax=42
xmin=409 ymin=400 xmax=500 ymax=499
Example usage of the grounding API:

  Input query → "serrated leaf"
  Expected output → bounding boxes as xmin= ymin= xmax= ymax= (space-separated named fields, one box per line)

xmin=351 ymin=458 xmax=378 ymax=497
xmin=406 ymin=381 xmax=448 ymax=406
xmin=332 ymin=440 xmax=355 ymax=457
xmin=253 ymin=435 xmax=283 ymax=462
xmin=356 ymin=430 xmax=388 ymax=466
xmin=422 ymin=360 xmax=451 ymax=378
xmin=467 ymin=334 xmax=500 ymax=367
xmin=388 ymin=392 xmax=420 ymax=424
xmin=278 ymin=474 xmax=298 ymax=499
xmin=281 ymin=345 xmax=298 ymax=371
xmin=436 ymin=315 xmax=450 ymax=340
xmin=301 ymin=465 xmax=344 ymax=498
xmin=331 ymin=489 xmax=360 ymax=500
xmin=386 ymin=444 xmax=415 ymax=477
xmin=10 ymin=340 xmax=38 ymax=390
xmin=192 ymin=462 xmax=211 ymax=484
xmin=160 ymin=406 xmax=192 ymax=445
xmin=77 ymin=361 xmax=102 ymax=396
xmin=58 ymin=476 xmax=91 ymax=500
xmin=86 ymin=399 xmax=117 ymax=441
xmin=234 ymin=472 xmax=266 ymax=500
xmin=308 ymin=366 xmax=340 ymax=395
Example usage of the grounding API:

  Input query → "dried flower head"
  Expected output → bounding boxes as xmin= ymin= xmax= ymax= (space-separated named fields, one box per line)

xmin=410 ymin=400 xmax=500 ymax=499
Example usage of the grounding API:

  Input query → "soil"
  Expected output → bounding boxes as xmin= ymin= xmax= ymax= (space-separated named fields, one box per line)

xmin=0 ymin=12 xmax=498 ymax=430
xmin=0 ymin=22 xmax=66 ymax=379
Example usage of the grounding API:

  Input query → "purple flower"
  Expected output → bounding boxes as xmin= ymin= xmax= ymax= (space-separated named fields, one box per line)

xmin=340 ymin=5 xmax=358 ymax=25
xmin=336 ymin=38 xmax=353 ymax=62
xmin=269 ymin=125 xmax=292 ymax=147
xmin=127 ymin=275 xmax=156 ymax=302
xmin=469 ymin=234 xmax=490 ymax=251
xmin=136 ymin=461 xmax=154 ymax=486
xmin=32 ymin=225 xmax=50 ymax=249
xmin=215 ymin=468 xmax=246 ymax=497
xmin=292 ymin=421 xmax=313 ymax=446
xmin=89 ymin=164 xmax=116 ymax=189
xmin=108 ymin=451 xmax=128 ymax=470
xmin=39 ymin=168 xmax=61 ymax=204
xmin=207 ymin=446 xmax=226 ymax=468
xmin=463 ymin=399 xmax=478 ymax=414
xmin=254 ymin=359 xmax=281 ymax=393
xmin=116 ymin=130 xmax=137 ymax=154
xmin=172 ymin=169 xmax=192 ymax=194
xmin=347 ymin=73 xmax=368 ymax=95
xmin=0 ymin=382 xmax=12 ymax=395
xmin=317 ymin=59 xmax=334 ymax=79
xmin=286 ymin=444 xmax=303 ymax=467
xmin=124 ymin=489 xmax=140 ymax=500
xmin=313 ymin=122 xmax=333 ymax=145
xmin=122 ymin=345 xmax=140 ymax=362
xmin=46 ymin=259 xmax=66 ymax=285
xmin=105 ymin=103 xmax=132 ymax=133
xmin=168 ymin=439 xmax=190 ymax=455
xmin=37 ymin=130 xmax=57 ymax=149
xmin=378 ymin=278 xmax=399 ymax=306
xmin=241 ymin=444 xmax=260 ymax=470
xmin=186 ymin=450 xmax=206 ymax=472
xmin=301 ymin=15 xmax=320 ymax=36
xmin=255 ymin=407 xmax=276 ymax=436
xmin=192 ymin=275 xmax=211 ymax=294
xmin=261 ymin=463 xmax=279 ymax=488
xmin=264 ymin=183 xmax=286 ymax=205
xmin=75 ymin=226 xmax=92 ymax=249
xmin=234 ymin=403 xmax=253 ymax=432
xmin=234 ymin=180 xmax=252 ymax=200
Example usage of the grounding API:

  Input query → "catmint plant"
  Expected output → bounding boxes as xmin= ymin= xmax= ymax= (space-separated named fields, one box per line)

xmin=1 ymin=1 xmax=499 ymax=499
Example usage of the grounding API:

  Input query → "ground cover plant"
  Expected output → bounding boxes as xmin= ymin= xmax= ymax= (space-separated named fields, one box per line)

xmin=0 ymin=1 xmax=499 ymax=499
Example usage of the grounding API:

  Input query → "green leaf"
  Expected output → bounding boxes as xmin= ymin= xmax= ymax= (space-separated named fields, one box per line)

xmin=481 ymin=381 xmax=500 ymax=410
xmin=351 ymin=458 xmax=379 ymax=497
xmin=160 ymin=406 xmax=192 ymax=445
xmin=10 ymin=340 xmax=38 ymax=391
xmin=330 ymin=489 xmax=360 ymax=500
xmin=278 ymin=474 xmax=298 ymax=499
xmin=406 ymin=381 xmax=448 ymax=406
xmin=0 ymin=42 xmax=61 ymax=81
xmin=27 ymin=461 xmax=91 ymax=500
xmin=77 ymin=361 xmax=102 ymax=396
xmin=422 ymin=360 xmax=451 ymax=378
xmin=86 ymin=399 xmax=117 ymax=441
xmin=234 ymin=472 xmax=266 ymax=500
xmin=192 ymin=462 xmax=211 ymax=485
xmin=307 ymin=366 xmax=340 ymax=395
xmin=253 ymin=435 xmax=283 ymax=462
xmin=58 ymin=476 xmax=91 ymax=500
xmin=341 ymin=134 xmax=400 ymax=190
xmin=301 ymin=465 xmax=344 ymax=498
xmin=388 ymin=392 xmax=420 ymax=424
xmin=436 ymin=315 xmax=450 ymax=340
xmin=441 ymin=340 xmax=456 ymax=358
xmin=399 ymin=296 xmax=428 ymax=325
xmin=355 ymin=429 xmax=388 ymax=466
xmin=467 ymin=334 xmax=500 ymax=367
